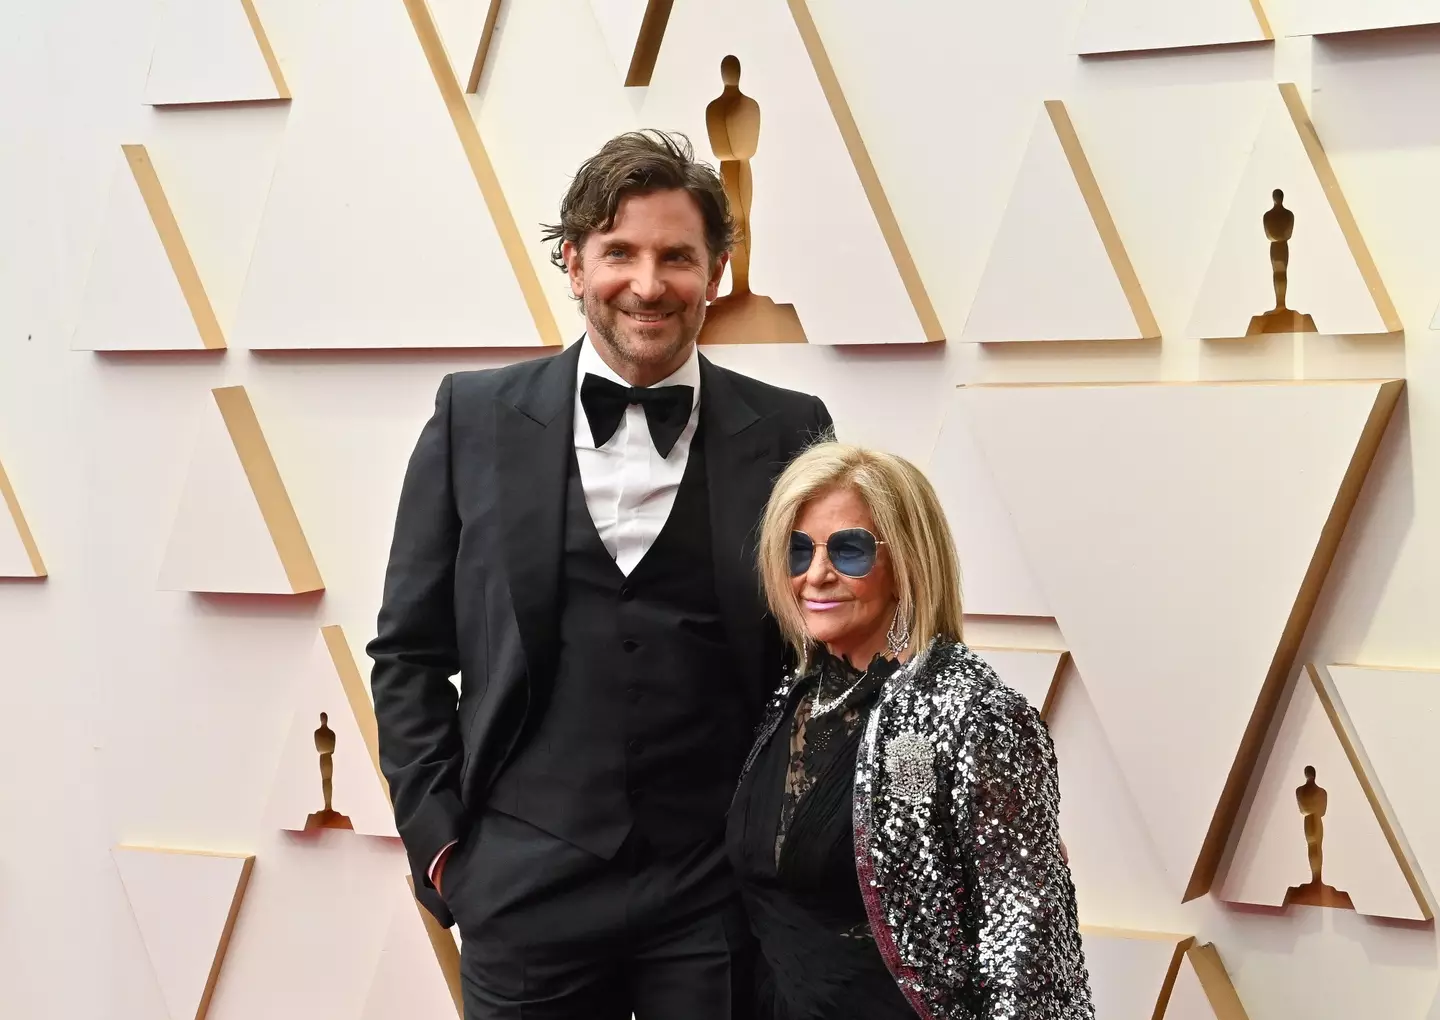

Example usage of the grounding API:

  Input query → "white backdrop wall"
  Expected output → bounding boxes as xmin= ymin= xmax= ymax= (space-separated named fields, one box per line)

xmin=5 ymin=1 xmax=1440 ymax=1018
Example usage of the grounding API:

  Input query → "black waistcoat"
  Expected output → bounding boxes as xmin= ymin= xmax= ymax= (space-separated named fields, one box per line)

xmin=487 ymin=426 xmax=749 ymax=859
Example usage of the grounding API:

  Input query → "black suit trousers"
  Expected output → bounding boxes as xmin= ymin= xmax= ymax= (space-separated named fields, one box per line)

xmin=441 ymin=807 xmax=758 ymax=1020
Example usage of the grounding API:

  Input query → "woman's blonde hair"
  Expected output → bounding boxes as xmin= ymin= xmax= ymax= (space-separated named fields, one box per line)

xmin=757 ymin=440 xmax=964 ymax=670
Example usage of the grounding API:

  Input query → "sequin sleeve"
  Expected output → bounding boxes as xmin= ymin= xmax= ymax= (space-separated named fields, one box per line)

xmin=956 ymin=688 xmax=1094 ymax=1019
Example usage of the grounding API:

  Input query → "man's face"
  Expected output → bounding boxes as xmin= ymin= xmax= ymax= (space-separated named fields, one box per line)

xmin=564 ymin=189 xmax=727 ymax=386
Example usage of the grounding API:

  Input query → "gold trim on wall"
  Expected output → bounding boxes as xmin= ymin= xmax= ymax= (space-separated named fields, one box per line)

xmin=1249 ymin=0 xmax=1276 ymax=40
xmin=211 ymin=386 xmax=325 ymax=593
xmin=464 ymin=0 xmax=507 ymax=93
xmin=1309 ymin=662 xmax=1435 ymax=919
xmin=0 ymin=456 xmax=46 ymax=577
xmin=621 ymin=0 xmax=676 ymax=87
xmin=1078 ymin=926 xmax=1195 ymax=1020
xmin=114 ymin=846 xmax=256 ymax=1020
xmin=402 ymin=0 xmax=562 ymax=346
xmin=322 ymin=624 xmax=391 ymax=801
xmin=1045 ymin=100 xmax=1161 ymax=341
xmin=1183 ymin=941 xmax=1252 ymax=1020
xmin=1039 ymin=649 xmax=1070 ymax=722
xmin=406 ymin=875 xmax=464 ymax=1015
xmin=199 ymin=850 xmax=254 ymax=1020
xmin=123 ymin=145 xmax=227 ymax=350
xmin=1278 ymin=82 xmax=1401 ymax=334
xmin=1184 ymin=378 xmax=1404 ymax=901
xmin=238 ymin=0 xmax=291 ymax=99
xmin=786 ymin=0 xmax=945 ymax=342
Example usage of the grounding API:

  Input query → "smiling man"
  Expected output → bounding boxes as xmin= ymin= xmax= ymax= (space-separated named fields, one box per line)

xmin=368 ymin=130 xmax=833 ymax=1020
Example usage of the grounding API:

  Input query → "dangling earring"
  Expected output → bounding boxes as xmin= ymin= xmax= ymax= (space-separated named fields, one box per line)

xmin=886 ymin=604 xmax=911 ymax=658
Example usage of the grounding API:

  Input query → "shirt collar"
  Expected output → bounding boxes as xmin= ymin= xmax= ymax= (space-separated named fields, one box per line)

xmin=576 ymin=333 xmax=701 ymax=414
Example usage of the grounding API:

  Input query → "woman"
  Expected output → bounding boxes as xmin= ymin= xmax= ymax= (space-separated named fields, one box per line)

xmin=726 ymin=442 xmax=1094 ymax=1019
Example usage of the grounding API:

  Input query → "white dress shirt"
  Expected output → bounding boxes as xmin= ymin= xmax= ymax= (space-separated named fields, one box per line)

xmin=432 ymin=335 xmax=702 ymax=885
xmin=573 ymin=334 xmax=702 ymax=575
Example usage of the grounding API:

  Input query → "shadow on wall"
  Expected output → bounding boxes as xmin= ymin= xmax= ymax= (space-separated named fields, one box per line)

xmin=1301 ymin=385 xmax=1414 ymax=662
xmin=1313 ymin=24 xmax=1440 ymax=150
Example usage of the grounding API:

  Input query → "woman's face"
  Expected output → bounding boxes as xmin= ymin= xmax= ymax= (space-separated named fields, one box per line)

xmin=789 ymin=486 xmax=897 ymax=666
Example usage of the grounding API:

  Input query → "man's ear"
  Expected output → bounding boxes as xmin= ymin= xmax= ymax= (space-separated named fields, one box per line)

xmin=706 ymin=252 xmax=730 ymax=303
xmin=563 ymin=240 xmax=584 ymax=299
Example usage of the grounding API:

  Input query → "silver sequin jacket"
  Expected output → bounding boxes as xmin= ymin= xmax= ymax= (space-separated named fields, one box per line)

xmin=738 ymin=637 xmax=1096 ymax=1019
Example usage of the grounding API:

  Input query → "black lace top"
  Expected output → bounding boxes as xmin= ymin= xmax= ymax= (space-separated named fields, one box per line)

xmin=725 ymin=648 xmax=916 ymax=1019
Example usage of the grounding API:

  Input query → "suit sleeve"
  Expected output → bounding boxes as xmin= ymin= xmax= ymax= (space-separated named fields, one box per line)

xmin=959 ymin=693 xmax=1095 ymax=1018
xmin=368 ymin=373 xmax=468 ymax=900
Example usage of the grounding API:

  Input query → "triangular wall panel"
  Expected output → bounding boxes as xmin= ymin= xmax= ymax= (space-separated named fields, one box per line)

xmin=1326 ymin=664 xmax=1440 ymax=906
xmin=144 ymin=0 xmax=289 ymax=106
xmin=0 ymin=456 xmax=46 ymax=577
xmin=1080 ymin=927 xmax=1191 ymax=1019
xmin=591 ymin=0 xmax=941 ymax=345
xmin=974 ymin=647 xmax=1067 ymax=719
xmin=1048 ymin=666 xmax=1183 ymax=926
xmin=112 ymin=846 xmax=254 ymax=1020
xmin=71 ymin=145 xmax=225 ymax=352
xmin=1077 ymin=930 xmax=1255 ymax=1019
xmin=361 ymin=878 xmax=461 ymax=1020
xmin=1061 ymin=82 xmax=1272 ymax=335
xmin=962 ymin=101 xmax=1158 ymax=343
xmin=1165 ymin=942 xmax=1253 ymax=1020
xmin=231 ymin=0 xmax=554 ymax=349
xmin=1073 ymin=0 xmax=1272 ymax=55
xmin=265 ymin=626 xmax=397 ymax=838
xmin=1220 ymin=664 xmax=1430 ymax=920
xmin=589 ymin=0 xmax=673 ymax=86
xmin=925 ymin=392 xmax=1051 ymax=617
xmin=959 ymin=379 xmax=1403 ymax=902
xmin=429 ymin=0 xmax=504 ymax=94
xmin=1282 ymin=0 xmax=1440 ymax=37
xmin=157 ymin=386 xmax=323 ymax=595
xmin=1186 ymin=84 xmax=1399 ymax=341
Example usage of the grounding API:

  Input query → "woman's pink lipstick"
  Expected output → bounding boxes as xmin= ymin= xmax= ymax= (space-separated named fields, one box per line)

xmin=804 ymin=600 xmax=843 ymax=611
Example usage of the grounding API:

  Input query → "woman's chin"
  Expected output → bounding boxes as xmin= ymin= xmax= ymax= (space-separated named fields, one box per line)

xmin=802 ymin=618 xmax=848 ymax=648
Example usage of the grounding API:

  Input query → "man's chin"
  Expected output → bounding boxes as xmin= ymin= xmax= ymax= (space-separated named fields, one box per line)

xmin=620 ymin=327 xmax=693 ymax=361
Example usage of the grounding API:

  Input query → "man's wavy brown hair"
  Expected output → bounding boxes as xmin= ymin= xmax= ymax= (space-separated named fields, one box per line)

xmin=541 ymin=129 xmax=736 ymax=272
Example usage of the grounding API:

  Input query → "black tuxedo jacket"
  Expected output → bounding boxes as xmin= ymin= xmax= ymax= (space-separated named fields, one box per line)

xmin=368 ymin=340 xmax=834 ymax=926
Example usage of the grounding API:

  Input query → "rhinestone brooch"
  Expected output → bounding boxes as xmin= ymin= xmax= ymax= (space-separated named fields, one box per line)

xmin=884 ymin=729 xmax=936 ymax=802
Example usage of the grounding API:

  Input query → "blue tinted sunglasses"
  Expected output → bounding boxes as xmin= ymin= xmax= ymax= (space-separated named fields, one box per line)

xmin=788 ymin=528 xmax=885 ymax=579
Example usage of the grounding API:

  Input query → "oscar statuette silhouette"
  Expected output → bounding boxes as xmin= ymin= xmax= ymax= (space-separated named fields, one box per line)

xmin=698 ymin=55 xmax=807 ymax=345
xmin=1283 ymin=765 xmax=1353 ymax=909
xmin=304 ymin=711 xmax=354 ymax=831
xmin=1247 ymin=189 xmax=1318 ymax=335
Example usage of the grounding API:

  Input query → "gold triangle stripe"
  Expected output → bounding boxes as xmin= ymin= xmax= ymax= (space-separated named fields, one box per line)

xmin=402 ymin=0 xmax=562 ymax=346
xmin=123 ymin=145 xmax=226 ymax=350
xmin=212 ymin=386 xmax=324 ymax=593
xmin=239 ymin=0 xmax=291 ymax=99
xmin=787 ymin=0 xmax=945 ymax=342
xmin=0 ymin=457 xmax=46 ymax=576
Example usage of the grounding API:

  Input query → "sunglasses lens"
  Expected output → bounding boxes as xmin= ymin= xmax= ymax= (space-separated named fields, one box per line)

xmin=788 ymin=533 xmax=815 ymax=576
xmin=827 ymin=529 xmax=877 ymax=578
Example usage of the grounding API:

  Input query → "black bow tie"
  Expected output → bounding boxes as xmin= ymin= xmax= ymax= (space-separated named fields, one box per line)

xmin=580 ymin=373 xmax=694 ymax=457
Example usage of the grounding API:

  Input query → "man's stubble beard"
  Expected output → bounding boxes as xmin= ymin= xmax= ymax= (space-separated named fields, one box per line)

xmin=584 ymin=288 xmax=705 ymax=378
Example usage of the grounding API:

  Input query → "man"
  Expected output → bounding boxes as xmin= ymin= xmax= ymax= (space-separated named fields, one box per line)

xmin=368 ymin=129 xmax=833 ymax=1020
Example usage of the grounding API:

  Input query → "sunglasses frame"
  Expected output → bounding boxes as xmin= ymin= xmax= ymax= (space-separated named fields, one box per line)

xmin=788 ymin=527 xmax=887 ymax=579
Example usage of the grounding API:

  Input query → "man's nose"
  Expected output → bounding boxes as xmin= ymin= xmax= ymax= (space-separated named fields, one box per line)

xmin=629 ymin=258 xmax=665 ymax=302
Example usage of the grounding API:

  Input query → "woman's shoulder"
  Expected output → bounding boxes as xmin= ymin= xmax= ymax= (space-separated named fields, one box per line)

xmin=903 ymin=639 xmax=1047 ymax=738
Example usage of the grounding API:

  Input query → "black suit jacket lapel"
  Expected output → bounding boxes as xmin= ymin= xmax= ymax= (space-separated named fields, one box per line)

xmin=498 ymin=341 xmax=581 ymax=689
xmin=699 ymin=355 xmax=782 ymax=710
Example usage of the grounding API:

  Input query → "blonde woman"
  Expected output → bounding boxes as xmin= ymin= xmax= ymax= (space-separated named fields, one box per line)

xmin=724 ymin=442 xmax=1093 ymax=1019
